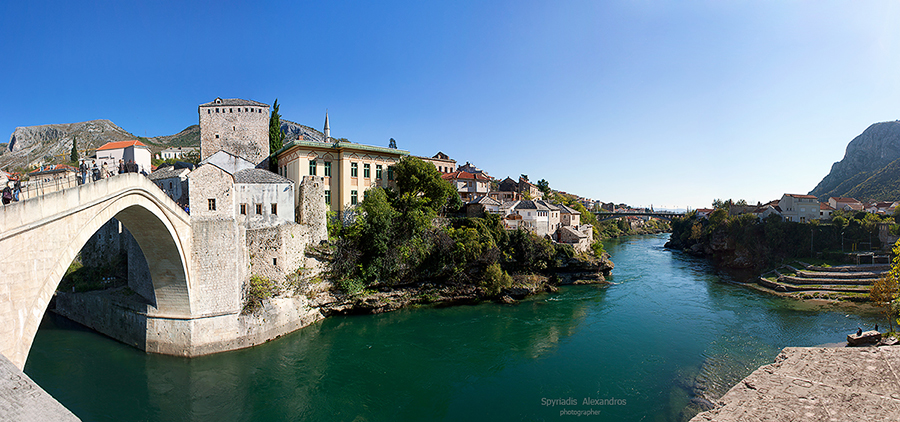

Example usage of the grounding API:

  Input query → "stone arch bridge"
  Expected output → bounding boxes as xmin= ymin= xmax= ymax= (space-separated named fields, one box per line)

xmin=0 ymin=174 xmax=193 ymax=369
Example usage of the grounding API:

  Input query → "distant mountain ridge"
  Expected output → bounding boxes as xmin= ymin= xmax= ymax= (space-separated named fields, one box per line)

xmin=809 ymin=121 xmax=900 ymax=202
xmin=1 ymin=117 xmax=328 ymax=172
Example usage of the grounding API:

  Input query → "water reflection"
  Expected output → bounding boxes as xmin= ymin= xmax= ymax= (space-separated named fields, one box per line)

xmin=25 ymin=234 xmax=881 ymax=422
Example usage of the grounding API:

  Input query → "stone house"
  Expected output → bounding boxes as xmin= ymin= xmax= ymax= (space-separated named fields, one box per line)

xmin=148 ymin=166 xmax=191 ymax=206
xmin=457 ymin=162 xmax=488 ymax=178
xmin=465 ymin=195 xmax=501 ymax=217
xmin=558 ymin=204 xmax=581 ymax=226
xmin=829 ymin=197 xmax=864 ymax=212
xmin=95 ymin=140 xmax=152 ymax=173
xmin=499 ymin=200 xmax=560 ymax=237
xmin=233 ymin=168 xmax=295 ymax=230
xmin=275 ymin=113 xmax=408 ymax=212
xmin=414 ymin=151 xmax=457 ymax=174
xmin=441 ymin=170 xmax=490 ymax=202
xmin=557 ymin=225 xmax=594 ymax=253
xmin=778 ymin=194 xmax=820 ymax=223
xmin=820 ymin=202 xmax=835 ymax=220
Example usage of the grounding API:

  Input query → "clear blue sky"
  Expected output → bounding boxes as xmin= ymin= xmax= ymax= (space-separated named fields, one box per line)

xmin=3 ymin=1 xmax=900 ymax=210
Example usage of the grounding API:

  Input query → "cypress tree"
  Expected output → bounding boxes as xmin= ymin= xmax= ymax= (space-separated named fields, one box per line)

xmin=269 ymin=99 xmax=284 ymax=156
xmin=70 ymin=136 xmax=79 ymax=163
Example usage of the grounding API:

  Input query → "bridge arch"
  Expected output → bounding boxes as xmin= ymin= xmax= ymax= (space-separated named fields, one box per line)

xmin=0 ymin=174 xmax=192 ymax=368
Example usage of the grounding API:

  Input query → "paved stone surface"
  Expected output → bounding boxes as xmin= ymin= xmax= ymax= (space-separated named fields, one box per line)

xmin=691 ymin=346 xmax=900 ymax=421
xmin=0 ymin=353 xmax=79 ymax=421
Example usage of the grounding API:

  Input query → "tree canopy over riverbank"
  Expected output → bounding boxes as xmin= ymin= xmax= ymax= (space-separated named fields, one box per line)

xmin=319 ymin=157 xmax=612 ymax=299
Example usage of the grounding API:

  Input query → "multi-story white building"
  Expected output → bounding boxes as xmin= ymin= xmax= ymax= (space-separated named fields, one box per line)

xmin=442 ymin=170 xmax=490 ymax=202
xmin=778 ymin=194 xmax=820 ymax=223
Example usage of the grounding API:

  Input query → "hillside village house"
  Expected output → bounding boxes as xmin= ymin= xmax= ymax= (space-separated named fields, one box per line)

xmin=465 ymin=195 xmax=501 ymax=217
xmin=820 ymin=202 xmax=835 ymax=219
xmin=158 ymin=146 xmax=199 ymax=160
xmin=500 ymin=200 xmax=561 ymax=237
xmin=558 ymin=204 xmax=582 ymax=226
xmin=829 ymin=197 xmax=864 ymax=212
xmin=275 ymin=113 xmax=408 ymax=212
xmin=415 ymin=152 xmax=457 ymax=174
xmin=442 ymin=170 xmax=490 ymax=202
xmin=778 ymin=194 xmax=820 ymax=223
xmin=96 ymin=140 xmax=152 ymax=173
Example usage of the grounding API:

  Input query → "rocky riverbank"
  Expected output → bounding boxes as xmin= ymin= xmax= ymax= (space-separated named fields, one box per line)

xmin=305 ymin=252 xmax=616 ymax=315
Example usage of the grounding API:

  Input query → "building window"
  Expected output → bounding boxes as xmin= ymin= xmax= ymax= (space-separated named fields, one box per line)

xmin=208 ymin=199 xmax=216 ymax=211
xmin=388 ymin=165 xmax=394 ymax=180
xmin=309 ymin=160 xmax=317 ymax=176
xmin=256 ymin=203 xmax=262 ymax=215
xmin=207 ymin=110 xmax=210 ymax=114
xmin=351 ymin=190 xmax=358 ymax=205
xmin=216 ymin=108 xmax=219 ymax=113
xmin=271 ymin=203 xmax=277 ymax=215
xmin=215 ymin=134 xmax=219 ymax=139
xmin=240 ymin=204 xmax=247 ymax=215
xmin=325 ymin=190 xmax=331 ymax=205
xmin=169 ymin=182 xmax=173 ymax=190
xmin=351 ymin=162 xmax=358 ymax=177
xmin=229 ymin=108 xmax=232 ymax=113
xmin=273 ymin=258 xmax=277 ymax=266
xmin=376 ymin=165 xmax=382 ymax=179
xmin=324 ymin=161 xmax=332 ymax=177
xmin=363 ymin=163 xmax=371 ymax=178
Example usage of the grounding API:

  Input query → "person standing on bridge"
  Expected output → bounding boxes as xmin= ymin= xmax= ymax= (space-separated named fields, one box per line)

xmin=91 ymin=160 xmax=100 ymax=182
xmin=79 ymin=159 xmax=88 ymax=185
xmin=100 ymin=161 xmax=109 ymax=179
xmin=118 ymin=159 xmax=126 ymax=175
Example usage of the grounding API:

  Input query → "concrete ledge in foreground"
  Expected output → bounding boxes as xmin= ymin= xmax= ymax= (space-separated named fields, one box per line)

xmin=692 ymin=346 xmax=900 ymax=422
xmin=0 ymin=353 xmax=79 ymax=421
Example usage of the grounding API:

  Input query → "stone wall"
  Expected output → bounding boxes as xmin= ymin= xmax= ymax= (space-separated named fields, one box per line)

xmin=199 ymin=102 xmax=269 ymax=165
xmin=55 ymin=290 xmax=323 ymax=359
xmin=298 ymin=175 xmax=327 ymax=242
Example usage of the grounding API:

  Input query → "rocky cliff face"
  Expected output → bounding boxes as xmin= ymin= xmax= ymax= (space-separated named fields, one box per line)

xmin=3 ymin=120 xmax=136 ymax=170
xmin=809 ymin=121 xmax=900 ymax=201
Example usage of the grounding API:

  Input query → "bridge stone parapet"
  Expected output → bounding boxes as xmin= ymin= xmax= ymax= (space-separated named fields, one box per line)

xmin=0 ymin=174 xmax=193 ymax=369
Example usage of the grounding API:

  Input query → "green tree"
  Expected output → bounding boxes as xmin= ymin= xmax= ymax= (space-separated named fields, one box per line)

xmin=871 ymin=273 xmax=898 ymax=333
xmin=394 ymin=156 xmax=462 ymax=217
xmin=536 ymin=179 xmax=551 ymax=196
xmin=389 ymin=138 xmax=397 ymax=149
xmin=269 ymin=99 xmax=284 ymax=157
xmin=70 ymin=136 xmax=79 ymax=163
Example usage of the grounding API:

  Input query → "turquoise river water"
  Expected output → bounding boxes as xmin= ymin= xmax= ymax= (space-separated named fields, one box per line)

xmin=24 ymin=234 xmax=880 ymax=421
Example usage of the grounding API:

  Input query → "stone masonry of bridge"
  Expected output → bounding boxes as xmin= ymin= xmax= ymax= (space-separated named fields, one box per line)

xmin=0 ymin=174 xmax=193 ymax=369
xmin=1 ymin=172 xmax=328 ymax=371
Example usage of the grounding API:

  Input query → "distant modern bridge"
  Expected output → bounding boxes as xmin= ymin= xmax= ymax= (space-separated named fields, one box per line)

xmin=0 ymin=174 xmax=194 ymax=369
xmin=593 ymin=211 xmax=685 ymax=222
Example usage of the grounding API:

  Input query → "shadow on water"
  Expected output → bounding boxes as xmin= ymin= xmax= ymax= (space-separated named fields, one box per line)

xmin=25 ymin=233 xmax=883 ymax=422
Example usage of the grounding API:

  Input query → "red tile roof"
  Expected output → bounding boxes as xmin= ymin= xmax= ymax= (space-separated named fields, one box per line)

xmin=830 ymin=197 xmax=860 ymax=203
xmin=820 ymin=202 xmax=834 ymax=210
xmin=441 ymin=170 xmax=490 ymax=181
xmin=97 ymin=140 xmax=148 ymax=151
xmin=785 ymin=194 xmax=817 ymax=199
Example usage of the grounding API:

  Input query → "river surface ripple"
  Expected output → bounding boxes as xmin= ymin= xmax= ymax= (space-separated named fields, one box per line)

xmin=25 ymin=233 xmax=879 ymax=421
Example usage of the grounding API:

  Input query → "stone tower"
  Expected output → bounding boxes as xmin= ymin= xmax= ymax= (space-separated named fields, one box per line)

xmin=198 ymin=97 xmax=270 ymax=165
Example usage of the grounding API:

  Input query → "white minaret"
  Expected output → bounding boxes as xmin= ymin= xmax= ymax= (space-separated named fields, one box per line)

xmin=324 ymin=111 xmax=330 ymax=142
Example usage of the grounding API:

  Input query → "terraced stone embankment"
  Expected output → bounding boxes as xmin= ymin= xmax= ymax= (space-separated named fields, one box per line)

xmin=758 ymin=262 xmax=889 ymax=301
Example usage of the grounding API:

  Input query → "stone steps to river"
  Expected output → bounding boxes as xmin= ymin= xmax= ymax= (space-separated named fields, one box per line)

xmin=779 ymin=275 xmax=876 ymax=285
xmin=794 ymin=270 xmax=885 ymax=279
xmin=758 ymin=277 xmax=871 ymax=294
xmin=796 ymin=261 xmax=890 ymax=273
